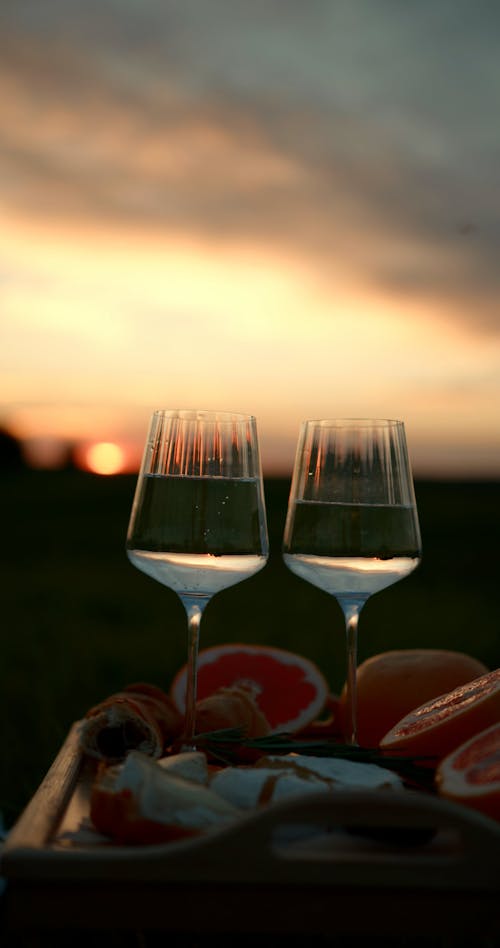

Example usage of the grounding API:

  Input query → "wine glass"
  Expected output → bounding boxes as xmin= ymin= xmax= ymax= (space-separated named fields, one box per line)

xmin=126 ymin=409 xmax=269 ymax=746
xmin=283 ymin=419 xmax=421 ymax=745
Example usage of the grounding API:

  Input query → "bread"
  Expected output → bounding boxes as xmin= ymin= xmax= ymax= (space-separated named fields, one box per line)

xmin=194 ymin=684 xmax=270 ymax=738
xmin=79 ymin=682 xmax=183 ymax=761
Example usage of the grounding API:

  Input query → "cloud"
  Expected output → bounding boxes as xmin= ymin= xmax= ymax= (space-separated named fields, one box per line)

xmin=1 ymin=0 xmax=500 ymax=333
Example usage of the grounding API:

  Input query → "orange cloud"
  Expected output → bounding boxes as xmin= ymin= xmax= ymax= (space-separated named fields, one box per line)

xmin=1 ymin=4 xmax=499 ymax=476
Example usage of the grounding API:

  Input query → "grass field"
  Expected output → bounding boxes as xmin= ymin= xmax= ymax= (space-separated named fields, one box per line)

xmin=1 ymin=469 xmax=499 ymax=827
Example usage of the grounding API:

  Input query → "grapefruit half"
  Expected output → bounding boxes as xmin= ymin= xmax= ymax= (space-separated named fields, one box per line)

xmin=170 ymin=644 xmax=329 ymax=734
xmin=436 ymin=722 xmax=500 ymax=821
xmin=379 ymin=668 xmax=500 ymax=760
xmin=338 ymin=649 xmax=489 ymax=748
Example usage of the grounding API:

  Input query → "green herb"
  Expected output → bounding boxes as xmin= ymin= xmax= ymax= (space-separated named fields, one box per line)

xmin=193 ymin=728 xmax=437 ymax=790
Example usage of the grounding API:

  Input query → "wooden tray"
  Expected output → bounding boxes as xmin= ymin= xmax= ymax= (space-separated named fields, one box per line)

xmin=2 ymin=722 xmax=500 ymax=937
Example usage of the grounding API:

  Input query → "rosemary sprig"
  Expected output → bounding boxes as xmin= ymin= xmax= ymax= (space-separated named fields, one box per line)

xmin=193 ymin=727 xmax=437 ymax=790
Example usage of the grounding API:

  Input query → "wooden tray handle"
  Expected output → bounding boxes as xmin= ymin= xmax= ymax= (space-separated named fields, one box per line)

xmin=5 ymin=722 xmax=83 ymax=851
xmin=199 ymin=786 xmax=500 ymax=864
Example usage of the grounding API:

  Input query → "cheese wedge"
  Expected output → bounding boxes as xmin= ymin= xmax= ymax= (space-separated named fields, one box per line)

xmin=210 ymin=765 xmax=325 ymax=808
xmin=157 ymin=751 xmax=209 ymax=785
xmin=255 ymin=754 xmax=403 ymax=790
xmin=209 ymin=754 xmax=402 ymax=808
xmin=90 ymin=750 xmax=240 ymax=843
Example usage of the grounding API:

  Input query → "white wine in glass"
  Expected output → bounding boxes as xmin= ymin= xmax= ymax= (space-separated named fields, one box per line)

xmin=283 ymin=419 xmax=421 ymax=745
xmin=126 ymin=410 xmax=269 ymax=746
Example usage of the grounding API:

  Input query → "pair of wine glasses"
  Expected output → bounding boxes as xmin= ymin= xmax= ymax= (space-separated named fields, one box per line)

xmin=126 ymin=410 xmax=422 ymax=748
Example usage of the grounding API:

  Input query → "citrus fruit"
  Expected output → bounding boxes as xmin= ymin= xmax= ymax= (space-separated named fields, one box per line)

xmin=379 ymin=668 xmax=500 ymax=760
xmin=337 ymin=649 xmax=489 ymax=748
xmin=170 ymin=644 xmax=329 ymax=734
xmin=436 ymin=722 xmax=500 ymax=821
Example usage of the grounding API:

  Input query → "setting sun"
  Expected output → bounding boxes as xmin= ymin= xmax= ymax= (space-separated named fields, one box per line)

xmin=83 ymin=442 xmax=126 ymax=476
xmin=1 ymin=3 xmax=499 ymax=480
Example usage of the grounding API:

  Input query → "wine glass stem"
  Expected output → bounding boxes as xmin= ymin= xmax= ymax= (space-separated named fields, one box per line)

xmin=342 ymin=602 xmax=361 ymax=746
xmin=181 ymin=595 xmax=209 ymax=748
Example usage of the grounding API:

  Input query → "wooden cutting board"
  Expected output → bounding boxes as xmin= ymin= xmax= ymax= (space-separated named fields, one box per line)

xmin=2 ymin=722 xmax=500 ymax=937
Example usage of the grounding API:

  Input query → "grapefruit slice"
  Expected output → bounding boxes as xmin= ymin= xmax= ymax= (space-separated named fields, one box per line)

xmin=379 ymin=668 xmax=500 ymax=760
xmin=338 ymin=649 xmax=489 ymax=748
xmin=436 ymin=722 xmax=500 ymax=821
xmin=170 ymin=644 xmax=329 ymax=734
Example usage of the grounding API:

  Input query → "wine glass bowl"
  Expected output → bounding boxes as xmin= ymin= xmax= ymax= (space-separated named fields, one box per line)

xmin=283 ymin=419 xmax=421 ymax=745
xmin=127 ymin=409 xmax=268 ymax=745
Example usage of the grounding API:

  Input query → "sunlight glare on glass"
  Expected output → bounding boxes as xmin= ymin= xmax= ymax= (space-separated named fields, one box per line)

xmin=84 ymin=442 xmax=125 ymax=475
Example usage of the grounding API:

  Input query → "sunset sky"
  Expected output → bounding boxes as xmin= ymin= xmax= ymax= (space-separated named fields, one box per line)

xmin=1 ymin=1 xmax=499 ymax=476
